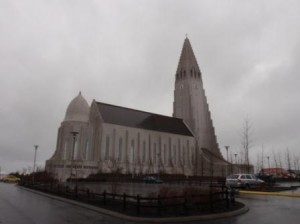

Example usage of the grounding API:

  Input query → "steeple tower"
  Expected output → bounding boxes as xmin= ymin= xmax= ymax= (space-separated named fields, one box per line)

xmin=173 ymin=37 xmax=221 ymax=156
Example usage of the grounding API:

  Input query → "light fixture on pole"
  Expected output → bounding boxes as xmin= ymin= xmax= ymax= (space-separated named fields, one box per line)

xmin=32 ymin=145 xmax=39 ymax=183
xmin=70 ymin=131 xmax=79 ymax=182
xmin=267 ymin=156 xmax=270 ymax=174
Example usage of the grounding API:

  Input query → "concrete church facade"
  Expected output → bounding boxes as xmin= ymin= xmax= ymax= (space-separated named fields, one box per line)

xmin=46 ymin=38 xmax=227 ymax=181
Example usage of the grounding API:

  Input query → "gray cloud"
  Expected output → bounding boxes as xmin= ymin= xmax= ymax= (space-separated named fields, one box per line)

xmin=0 ymin=0 xmax=299 ymax=173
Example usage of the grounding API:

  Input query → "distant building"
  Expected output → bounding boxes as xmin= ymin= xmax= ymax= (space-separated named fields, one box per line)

xmin=260 ymin=168 xmax=291 ymax=178
xmin=45 ymin=38 xmax=227 ymax=181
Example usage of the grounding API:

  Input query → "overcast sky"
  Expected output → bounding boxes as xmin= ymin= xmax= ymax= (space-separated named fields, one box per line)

xmin=0 ymin=0 xmax=299 ymax=173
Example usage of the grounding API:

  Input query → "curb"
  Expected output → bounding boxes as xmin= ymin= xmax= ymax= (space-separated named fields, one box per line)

xmin=19 ymin=186 xmax=248 ymax=223
xmin=240 ymin=190 xmax=300 ymax=198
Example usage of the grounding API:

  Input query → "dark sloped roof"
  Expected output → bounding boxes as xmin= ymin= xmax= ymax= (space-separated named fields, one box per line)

xmin=96 ymin=102 xmax=193 ymax=136
xmin=201 ymin=148 xmax=227 ymax=164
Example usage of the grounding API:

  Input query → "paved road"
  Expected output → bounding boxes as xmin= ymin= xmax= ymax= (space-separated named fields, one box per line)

xmin=1 ymin=182 xmax=300 ymax=224
xmin=0 ymin=183 xmax=122 ymax=224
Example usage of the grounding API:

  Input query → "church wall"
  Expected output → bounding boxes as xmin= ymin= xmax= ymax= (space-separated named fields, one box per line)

xmin=99 ymin=123 xmax=195 ymax=176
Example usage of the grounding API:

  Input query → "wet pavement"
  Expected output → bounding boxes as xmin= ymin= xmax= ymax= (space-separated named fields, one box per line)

xmin=1 ymin=182 xmax=300 ymax=224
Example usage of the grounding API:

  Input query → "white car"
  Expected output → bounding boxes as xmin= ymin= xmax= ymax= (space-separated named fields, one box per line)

xmin=226 ymin=174 xmax=264 ymax=189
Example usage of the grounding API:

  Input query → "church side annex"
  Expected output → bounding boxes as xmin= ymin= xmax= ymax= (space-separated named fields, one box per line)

xmin=46 ymin=38 xmax=228 ymax=181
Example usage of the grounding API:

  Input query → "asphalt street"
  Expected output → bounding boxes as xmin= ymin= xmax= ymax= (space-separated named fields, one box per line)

xmin=0 ymin=182 xmax=300 ymax=224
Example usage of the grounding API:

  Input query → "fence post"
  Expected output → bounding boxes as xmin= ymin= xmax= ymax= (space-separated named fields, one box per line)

xmin=87 ymin=189 xmax=90 ymax=201
xmin=184 ymin=192 xmax=188 ymax=215
xmin=136 ymin=194 xmax=140 ymax=216
xmin=123 ymin=193 xmax=127 ymax=211
xmin=209 ymin=188 xmax=214 ymax=213
xmin=66 ymin=186 xmax=69 ymax=197
xmin=74 ymin=185 xmax=78 ymax=198
xmin=103 ymin=190 xmax=106 ymax=205
xmin=226 ymin=188 xmax=229 ymax=209
xmin=230 ymin=189 xmax=235 ymax=206
xmin=157 ymin=194 xmax=162 ymax=217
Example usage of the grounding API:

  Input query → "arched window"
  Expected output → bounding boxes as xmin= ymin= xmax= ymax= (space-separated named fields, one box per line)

xmin=63 ymin=142 xmax=67 ymax=160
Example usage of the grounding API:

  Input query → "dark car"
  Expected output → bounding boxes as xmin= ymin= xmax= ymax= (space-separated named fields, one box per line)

xmin=143 ymin=176 xmax=163 ymax=184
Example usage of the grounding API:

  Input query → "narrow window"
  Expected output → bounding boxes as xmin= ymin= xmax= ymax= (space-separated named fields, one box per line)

xmin=63 ymin=142 xmax=67 ymax=160
xmin=169 ymin=145 xmax=172 ymax=165
xmin=131 ymin=140 xmax=135 ymax=163
xmin=105 ymin=136 xmax=110 ymax=160
xmin=73 ymin=138 xmax=78 ymax=160
xmin=143 ymin=141 xmax=146 ymax=162
xmin=85 ymin=140 xmax=89 ymax=160
xmin=118 ymin=138 xmax=123 ymax=161
xmin=164 ymin=144 xmax=167 ymax=164
xmin=173 ymin=145 xmax=177 ymax=165
xmin=153 ymin=143 xmax=157 ymax=164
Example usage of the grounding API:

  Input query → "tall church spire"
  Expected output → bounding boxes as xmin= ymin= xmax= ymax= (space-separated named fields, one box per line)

xmin=176 ymin=37 xmax=202 ymax=81
xmin=173 ymin=37 xmax=221 ymax=156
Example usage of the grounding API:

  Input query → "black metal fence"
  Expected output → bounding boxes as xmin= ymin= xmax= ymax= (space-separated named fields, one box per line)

xmin=19 ymin=181 xmax=235 ymax=217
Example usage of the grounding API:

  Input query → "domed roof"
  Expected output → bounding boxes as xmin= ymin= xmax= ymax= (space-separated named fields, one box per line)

xmin=64 ymin=92 xmax=90 ymax=122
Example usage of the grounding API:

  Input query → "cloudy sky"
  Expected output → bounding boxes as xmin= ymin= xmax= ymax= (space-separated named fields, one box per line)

xmin=0 ymin=0 xmax=299 ymax=173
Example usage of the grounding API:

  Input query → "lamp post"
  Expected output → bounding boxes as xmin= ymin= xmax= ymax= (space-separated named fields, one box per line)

xmin=267 ymin=156 xmax=270 ymax=175
xmin=32 ymin=145 xmax=39 ymax=183
xmin=234 ymin=153 xmax=237 ymax=173
xmin=225 ymin=146 xmax=230 ymax=176
xmin=70 ymin=131 xmax=79 ymax=182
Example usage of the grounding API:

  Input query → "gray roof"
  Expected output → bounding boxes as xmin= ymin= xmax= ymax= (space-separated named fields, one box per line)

xmin=96 ymin=102 xmax=194 ymax=136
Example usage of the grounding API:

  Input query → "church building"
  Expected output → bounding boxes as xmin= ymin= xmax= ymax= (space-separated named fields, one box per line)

xmin=45 ymin=38 xmax=227 ymax=181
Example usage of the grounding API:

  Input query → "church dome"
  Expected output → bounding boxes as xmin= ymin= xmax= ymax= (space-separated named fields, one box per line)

xmin=64 ymin=92 xmax=90 ymax=122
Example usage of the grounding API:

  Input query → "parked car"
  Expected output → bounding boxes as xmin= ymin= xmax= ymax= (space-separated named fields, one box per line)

xmin=143 ymin=176 xmax=163 ymax=184
xmin=226 ymin=174 xmax=264 ymax=189
xmin=2 ymin=175 xmax=20 ymax=183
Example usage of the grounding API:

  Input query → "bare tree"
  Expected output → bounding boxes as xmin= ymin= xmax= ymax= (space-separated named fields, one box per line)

xmin=241 ymin=117 xmax=253 ymax=173
xmin=286 ymin=148 xmax=291 ymax=171
xmin=272 ymin=150 xmax=277 ymax=168
xmin=107 ymin=157 xmax=123 ymax=194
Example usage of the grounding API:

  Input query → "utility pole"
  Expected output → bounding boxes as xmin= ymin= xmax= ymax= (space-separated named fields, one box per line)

xmin=32 ymin=145 xmax=39 ymax=183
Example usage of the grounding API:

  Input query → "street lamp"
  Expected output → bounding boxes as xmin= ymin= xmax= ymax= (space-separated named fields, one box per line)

xmin=234 ymin=153 xmax=237 ymax=173
xmin=225 ymin=146 xmax=230 ymax=176
xmin=32 ymin=145 xmax=39 ymax=183
xmin=70 ymin=131 xmax=79 ymax=182
xmin=267 ymin=156 xmax=270 ymax=174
